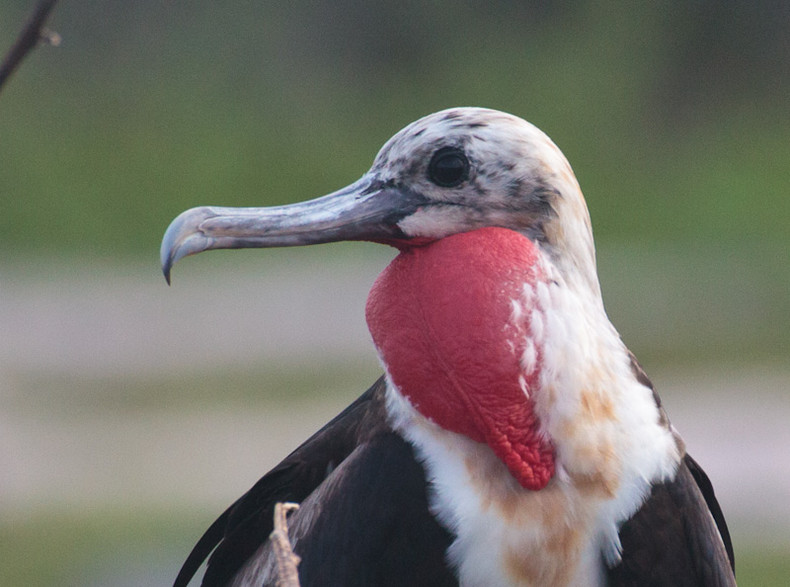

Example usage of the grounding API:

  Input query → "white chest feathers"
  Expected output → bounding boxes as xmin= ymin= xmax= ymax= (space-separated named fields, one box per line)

xmin=384 ymin=276 xmax=681 ymax=587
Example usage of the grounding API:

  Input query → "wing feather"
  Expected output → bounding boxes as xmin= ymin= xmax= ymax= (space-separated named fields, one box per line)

xmin=607 ymin=454 xmax=736 ymax=586
xmin=175 ymin=377 xmax=392 ymax=586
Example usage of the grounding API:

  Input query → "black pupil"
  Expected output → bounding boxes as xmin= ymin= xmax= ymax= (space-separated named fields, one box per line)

xmin=428 ymin=147 xmax=468 ymax=187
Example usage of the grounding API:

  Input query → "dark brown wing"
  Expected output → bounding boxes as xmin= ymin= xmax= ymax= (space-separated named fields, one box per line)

xmin=174 ymin=377 xmax=456 ymax=587
xmin=606 ymin=453 xmax=736 ymax=586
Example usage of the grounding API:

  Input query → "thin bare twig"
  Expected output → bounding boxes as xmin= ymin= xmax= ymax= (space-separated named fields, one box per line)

xmin=0 ymin=0 xmax=60 ymax=94
xmin=270 ymin=502 xmax=301 ymax=587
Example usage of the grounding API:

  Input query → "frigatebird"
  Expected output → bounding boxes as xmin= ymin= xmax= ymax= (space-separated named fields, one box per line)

xmin=161 ymin=108 xmax=735 ymax=587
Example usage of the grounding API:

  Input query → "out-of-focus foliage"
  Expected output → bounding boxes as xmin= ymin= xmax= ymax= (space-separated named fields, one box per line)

xmin=0 ymin=1 xmax=787 ymax=256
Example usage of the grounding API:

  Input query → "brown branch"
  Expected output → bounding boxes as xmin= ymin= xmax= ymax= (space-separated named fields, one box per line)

xmin=270 ymin=502 xmax=302 ymax=587
xmin=0 ymin=0 xmax=60 ymax=94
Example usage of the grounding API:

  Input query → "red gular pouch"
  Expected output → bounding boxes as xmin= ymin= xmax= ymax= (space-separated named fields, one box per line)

xmin=366 ymin=227 xmax=555 ymax=490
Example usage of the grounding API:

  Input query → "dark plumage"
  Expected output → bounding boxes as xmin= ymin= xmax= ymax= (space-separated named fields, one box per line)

xmin=175 ymin=378 xmax=734 ymax=587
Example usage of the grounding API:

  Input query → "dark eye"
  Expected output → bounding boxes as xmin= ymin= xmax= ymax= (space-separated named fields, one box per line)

xmin=428 ymin=147 xmax=469 ymax=188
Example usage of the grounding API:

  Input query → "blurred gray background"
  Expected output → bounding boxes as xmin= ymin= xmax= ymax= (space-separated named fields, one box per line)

xmin=1 ymin=2 xmax=788 ymax=585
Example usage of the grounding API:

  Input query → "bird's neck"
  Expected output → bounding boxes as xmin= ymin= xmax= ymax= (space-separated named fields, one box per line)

xmin=366 ymin=225 xmax=679 ymax=496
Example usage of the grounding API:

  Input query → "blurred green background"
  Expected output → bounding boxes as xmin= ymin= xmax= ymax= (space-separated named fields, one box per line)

xmin=1 ymin=1 xmax=788 ymax=585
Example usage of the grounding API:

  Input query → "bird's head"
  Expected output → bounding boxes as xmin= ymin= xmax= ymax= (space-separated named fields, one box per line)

xmin=162 ymin=107 xmax=598 ymax=295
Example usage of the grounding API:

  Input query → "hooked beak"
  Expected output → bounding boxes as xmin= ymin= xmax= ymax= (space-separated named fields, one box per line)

xmin=160 ymin=176 xmax=429 ymax=283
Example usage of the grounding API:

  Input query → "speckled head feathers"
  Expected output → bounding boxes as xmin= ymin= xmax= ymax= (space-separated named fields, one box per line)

xmin=370 ymin=107 xmax=598 ymax=291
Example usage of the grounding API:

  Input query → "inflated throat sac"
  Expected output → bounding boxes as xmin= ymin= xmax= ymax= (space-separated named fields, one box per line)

xmin=366 ymin=227 xmax=555 ymax=490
